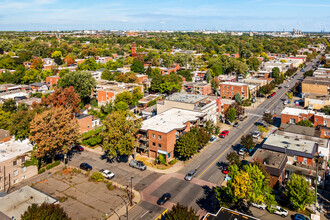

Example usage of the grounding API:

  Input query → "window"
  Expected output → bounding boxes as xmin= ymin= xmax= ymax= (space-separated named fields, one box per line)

xmin=227 ymin=86 xmax=229 ymax=89
xmin=294 ymin=156 xmax=297 ymax=161
xmin=13 ymin=160 xmax=17 ymax=166
xmin=289 ymin=118 xmax=295 ymax=124
xmin=0 ymin=177 xmax=2 ymax=182
xmin=21 ymin=157 xmax=25 ymax=163
xmin=303 ymin=117 xmax=306 ymax=120
xmin=152 ymin=142 xmax=155 ymax=147
xmin=13 ymin=170 xmax=18 ymax=176
xmin=22 ymin=176 xmax=26 ymax=180
xmin=223 ymin=85 xmax=225 ymax=89
xmin=14 ymin=179 xmax=18 ymax=184
xmin=152 ymin=134 xmax=155 ymax=138
xmin=158 ymin=144 xmax=162 ymax=148
xmin=315 ymin=118 xmax=318 ymax=122
xmin=231 ymin=92 xmax=233 ymax=95
xmin=168 ymin=152 xmax=171 ymax=158
xmin=22 ymin=167 xmax=26 ymax=173
xmin=303 ymin=158 xmax=307 ymax=164
xmin=158 ymin=135 xmax=161 ymax=140
xmin=231 ymin=86 xmax=234 ymax=90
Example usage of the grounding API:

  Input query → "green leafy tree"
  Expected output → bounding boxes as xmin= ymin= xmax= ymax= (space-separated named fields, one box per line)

xmin=321 ymin=105 xmax=330 ymax=115
xmin=271 ymin=67 xmax=280 ymax=79
xmin=115 ymin=101 xmax=128 ymax=110
xmin=21 ymin=203 xmax=71 ymax=220
xmin=0 ymin=109 xmax=12 ymax=129
xmin=177 ymin=70 xmax=192 ymax=82
xmin=304 ymin=70 xmax=313 ymax=78
xmin=285 ymin=173 xmax=314 ymax=211
xmin=10 ymin=110 xmax=35 ymax=140
xmin=2 ymin=98 xmax=17 ymax=113
xmin=101 ymin=69 xmax=114 ymax=81
xmin=103 ymin=110 xmax=142 ymax=157
xmin=164 ymin=203 xmax=199 ymax=220
xmin=57 ymin=71 xmax=96 ymax=103
xmin=146 ymin=65 xmax=152 ymax=77
xmin=23 ymin=69 xmax=42 ymax=84
xmin=115 ymin=91 xmax=133 ymax=105
xmin=263 ymin=113 xmax=273 ymax=125
xmin=100 ymin=101 xmax=115 ymax=116
xmin=247 ymin=57 xmax=261 ymax=71
xmin=226 ymin=107 xmax=236 ymax=123
xmin=132 ymin=87 xmax=144 ymax=104
xmin=297 ymin=119 xmax=313 ymax=127
xmin=175 ymin=131 xmax=199 ymax=159
xmin=226 ymin=152 xmax=242 ymax=167
xmin=234 ymin=92 xmax=242 ymax=104
xmin=131 ymin=58 xmax=145 ymax=73
xmin=206 ymin=70 xmax=211 ymax=83
xmin=240 ymin=134 xmax=255 ymax=151
xmin=286 ymin=92 xmax=293 ymax=99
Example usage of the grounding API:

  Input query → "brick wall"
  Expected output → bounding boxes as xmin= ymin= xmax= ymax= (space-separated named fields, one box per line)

xmin=98 ymin=90 xmax=115 ymax=103
xmin=320 ymin=128 xmax=330 ymax=138
xmin=77 ymin=116 xmax=93 ymax=133
xmin=220 ymin=84 xmax=249 ymax=99
xmin=46 ymin=76 xmax=60 ymax=86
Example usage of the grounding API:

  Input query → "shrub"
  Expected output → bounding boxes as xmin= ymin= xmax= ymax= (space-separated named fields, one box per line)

xmin=169 ymin=158 xmax=178 ymax=165
xmin=46 ymin=161 xmax=60 ymax=170
xmin=90 ymin=172 xmax=104 ymax=182
xmin=38 ymin=168 xmax=45 ymax=174
xmin=106 ymin=182 xmax=114 ymax=190
xmin=157 ymin=154 xmax=166 ymax=164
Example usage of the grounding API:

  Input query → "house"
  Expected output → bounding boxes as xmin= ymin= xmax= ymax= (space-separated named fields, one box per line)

xmin=46 ymin=75 xmax=60 ymax=87
xmin=303 ymin=94 xmax=330 ymax=110
xmin=75 ymin=112 xmax=93 ymax=133
xmin=313 ymin=68 xmax=330 ymax=78
xmin=191 ymin=70 xmax=207 ymax=81
xmin=138 ymin=108 xmax=206 ymax=161
xmin=250 ymin=149 xmax=287 ymax=188
xmin=281 ymin=107 xmax=330 ymax=127
xmin=138 ymin=94 xmax=159 ymax=108
xmin=0 ymin=84 xmax=29 ymax=100
xmin=302 ymin=77 xmax=330 ymax=95
xmin=23 ymin=61 xmax=31 ymax=69
xmin=0 ymin=186 xmax=58 ymax=219
xmin=261 ymin=60 xmax=293 ymax=73
xmin=0 ymin=139 xmax=38 ymax=192
xmin=219 ymin=82 xmax=249 ymax=100
xmin=182 ymin=82 xmax=212 ymax=95
xmin=217 ymin=98 xmax=235 ymax=117
xmin=157 ymin=93 xmax=219 ymax=124
xmin=29 ymin=83 xmax=48 ymax=92
xmin=16 ymin=97 xmax=41 ymax=108
xmin=136 ymin=74 xmax=148 ymax=84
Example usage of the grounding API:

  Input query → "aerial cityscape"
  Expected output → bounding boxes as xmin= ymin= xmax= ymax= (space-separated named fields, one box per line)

xmin=0 ymin=1 xmax=329 ymax=220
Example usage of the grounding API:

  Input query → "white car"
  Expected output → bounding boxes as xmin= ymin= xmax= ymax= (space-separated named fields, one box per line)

xmin=100 ymin=169 xmax=115 ymax=179
xmin=251 ymin=203 xmax=267 ymax=210
xmin=283 ymin=100 xmax=288 ymax=105
xmin=238 ymin=148 xmax=247 ymax=156
xmin=252 ymin=131 xmax=260 ymax=139
xmin=285 ymin=84 xmax=290 ymax=88
xmin=264 ymin=109 xmax=270 ymax=114
xmin=273 ymin=206 xmax=288 ymax=217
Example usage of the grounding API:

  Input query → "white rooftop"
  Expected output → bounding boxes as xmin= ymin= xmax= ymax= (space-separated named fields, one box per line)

xmin=140 ymin=108 xmax=206 ymax=133
xmin=219 ymin=82 xmax=247 ymax=86
xmin=0 ymin=186 xmax=58 ymax=220
xmin=0 ymin=139 xmax=33 ymax=163
xmin=281 ymin=107 xmax=315 ymax=116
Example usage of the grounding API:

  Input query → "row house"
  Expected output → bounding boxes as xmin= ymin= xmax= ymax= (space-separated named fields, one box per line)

xmin=46 ymin=75 xmax=60 ymax=87
xmin=313 ymin=68 xmax=330 ymax=78
xmin=182 ymin=82 xmax=212 ymax=95
xmin=137 ymin=108 xmax=206 ymax=161
xmin=303 ymin=94 xmax=330 ymax=110
xmin=95 ymin=56 xmax=112 ymax=64
xmin=302 ymin=77 xmax=330 ymax=95
xmin=219 ymin=82 xmax=249 ymax=100
xmin=281 ymin=107 xmax=330 ymax=127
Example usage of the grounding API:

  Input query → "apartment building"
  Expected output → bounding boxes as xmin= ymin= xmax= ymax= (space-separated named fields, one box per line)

xmin=182 ymin=82 xmax=212 ymax=95
xmin=0 ymin=139 xmax=38 ymax=192
xmin=46 ymin=75 xmax=60 ymax=87
xmin=302 ymin=77 xmax=330 ymax=95
xmin=304 ymin=94 xmax=330 ymax=110
xmin=157 ymin=93 xmax=219 ymax=124
xmin=219 ymin=82 xmax=249 ymax=100
xmin=281 ymin=107 xmax=330 ymax=127
xmin=138 ymin=108 xmax=206 ymax=161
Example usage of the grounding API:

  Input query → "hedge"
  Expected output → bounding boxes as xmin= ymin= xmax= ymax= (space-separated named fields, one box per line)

xmin=46 ymin=160 xmax=60 ymax=170
xmin=38 ymin=168 xmax=45 ymax=174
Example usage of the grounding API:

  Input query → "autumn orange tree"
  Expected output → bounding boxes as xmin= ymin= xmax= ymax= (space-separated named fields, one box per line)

xmin=31 ymin=57 xmax=43 ymax=70
xmin=29 ymin=107 xmax=80 ymax=160
xmin=41 ymin=86 xmax=81 ymax=113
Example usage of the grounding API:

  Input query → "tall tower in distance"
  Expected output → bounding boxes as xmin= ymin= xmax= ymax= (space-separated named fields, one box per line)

xmin=131 ymin=42 xmax=137 ymax=57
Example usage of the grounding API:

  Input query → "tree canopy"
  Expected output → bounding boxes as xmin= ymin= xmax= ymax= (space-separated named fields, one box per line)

xmin=21 ymin=203 xmax=71 ymax=220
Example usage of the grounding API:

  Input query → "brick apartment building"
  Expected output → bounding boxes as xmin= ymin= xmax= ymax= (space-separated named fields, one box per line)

xmin=281 ymin=107 xmax=330 ymax=127
xmin=138 ymin=108 xmax=206 ymax=161
xmin=302 ymin=77 xmax=330 ymax=95
xmin=182 ymin=82 xmax=212 ymax=95
xmin=46 ymin=75 xmax=60 ymax=87
xmin=219 ymin=82 xmax=249 ymax=100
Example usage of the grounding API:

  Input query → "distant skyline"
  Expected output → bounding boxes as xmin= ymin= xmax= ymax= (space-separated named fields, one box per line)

xmin=0 ymin=0 xmax=329 ymax=32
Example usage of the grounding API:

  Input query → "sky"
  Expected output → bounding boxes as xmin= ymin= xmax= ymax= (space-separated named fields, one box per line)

xmin=0 ymin=0 xmax=329 ymax=32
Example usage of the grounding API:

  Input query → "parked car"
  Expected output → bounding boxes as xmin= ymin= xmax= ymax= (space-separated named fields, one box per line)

xmin=283 ymin=100 xmax=288 ymax=105
xmin=293 ymin=214 xmax=309 ymax=220
xmin=222 ymin=166 xmax=229 ymax=174
xmin=264 ymin=109 xmax=270 ymax=114
xmin=72 ymin=145 xmax=84 ymax=152
xmin=219 ymin=130 xmax=229 ymax=138
xmin=209 ymin=137 xmax=217 ymax=143
xmin=285 ymin=84 xmax=290 ymax=88
xmin=273 ymin=206 xmax=288 ymax=217
xmin=251 ymin=203 xmax=266 ymax=210
xmin=80 ymin=162 xmax=92 ymax=171
xmin=271 ymin=92 xmax=276 ymax=97
xmin=100 ymin=169 xmax=115 ymax=179
xmin=129 ymin=160 xmax=147 ymax=171
xmin=238 ymin=148 xmax=247 ymax=156
xmin=157 ymin=193 xmax=171 ymax=205
xmin=267 ymin=95 xmax=272 ymax=99
xmin=252 ymin=131 xmax=260 ymax=139
xmin=233 ymin=122 xmax=239 ymax=127
xmin=184 ymin=169 xmax=197 ymax=181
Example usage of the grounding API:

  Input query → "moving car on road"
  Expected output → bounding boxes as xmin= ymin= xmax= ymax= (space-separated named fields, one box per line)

xmin=285 ymin=84 xmax=290 ymax=88
xmin=184 ymin=169 xmax=197 ymax=181
xmin=271 ymin=92 xmax=276 ymax=97
xmin=283 ymin=100 xmax=288 ymax=105
xmin=219 ymin=130 xmax=229 ymax=138
xmin=100 ymin=169 xmax=115 ymax=179
xmin=129 ymin=160 xmax=147 ymax=171
xmin=157 ymin=193 xmax=171 ymax=205
xmin=264 ymin=109 xmax=270 ymax=114
xmin=80 ymin=162 xmax=92 ymax=171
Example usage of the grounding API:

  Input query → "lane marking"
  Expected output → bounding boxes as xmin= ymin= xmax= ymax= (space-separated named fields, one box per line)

xmin=140 ymin=211 xmax=149 ymax=218
xmin=197 ymin=90 xmax=286 ymax=179
xmin=208 ymin=175 xmax=213 ymax=181
xmin=196 ymin=164 xmax=200 ymax=169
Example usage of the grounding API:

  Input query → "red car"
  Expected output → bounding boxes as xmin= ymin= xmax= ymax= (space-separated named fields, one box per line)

xmin=219 ymin=130 xmax=229 ymax=138
xmin=72 ymin=145 xmax=84 ymax=151
xmin=271 ymin=92 xmax=276 ymax=97
xmin=222 ymin=166 xmax=229 ymax=174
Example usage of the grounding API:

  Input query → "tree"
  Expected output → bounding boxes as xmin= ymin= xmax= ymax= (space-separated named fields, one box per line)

xmin=247 ymin=57 xmax=261 ymax=71
xmin=304 ymin=70 xmax=313 ymax=78
xmin=115 ymin=101 xmax=128 ymax=110
xmin=0 ymin=109 xmax=12 ymax=129
xmin=41 ymin=86 xmax=81 ymax=113
xmin=131 ymin=58 xmax=145 ymax=73
xmin=100 ymin=101 xmax=115 ymax=115
xmin=286 ymin=92 xmax=293 ymax=99
xmin=321 ymin=105 xmax=330 ymax=115
xmin=115 ymin=71 xmax=138 ymax=83
xmin=175 ymin=131 xmax=199 ymax=159
xmin=31 ymin=57 xmax=43 ymax=70
xmin=2 ymin=98 xmax=17 ymax=113
xmin=114 ymin=91 xmax=133 ymax=105
xmin=29 ymin=107 xmax=80 ymax=160
xmin=271 ymin=67 xmax=280 ymax=78
xmin=297 ymin=119 xmax=313 ymax=127
xmin=226 ymin=152 xmax=241 ymax=167
xmin=234 ymin=92 xmax=242 ymax=104
xmin=226 ymin=107 xmax=236 ymax=123
xmin=132 ymin=86 xmax=144 ymax=104
xmin=64 ymin=56 xmax=75 ymax=66
xmin=9 ymin=110 xmax=35 ymax=140
xmin=206 ymin=69 xmax=211 ymax=83
xmin=101 ymin=69 xmax=114 ymax=81
xmin=21 ymin=203 xmax=71 ymax=220
xmin=57 ymin=71 xmax=96 ymax=103
xmin=103 ymin=110 xmax=142 ymax=157
xmin=240 ymin=134 xmax=255 ymax=151
xmin=285 ymin=173 xmax=314 ymax=211
xmin=177 ymin=70 xmax=192 ymax=82
xmin=263 ymin=113 xmax=273 ymax=125
xmin=164 ymin=203 xmax=199 ymax=220
xmin=51 ymin=51 xmax=63 ymax=58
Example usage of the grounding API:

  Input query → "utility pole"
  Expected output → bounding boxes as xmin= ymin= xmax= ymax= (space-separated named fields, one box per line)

xmin=130 ymin=177 xmax=133 ymax=205
xmin=315 ymin=156 xmax=319 ymax=213
xmin=117 ymin=195 xmax=128 ymax=220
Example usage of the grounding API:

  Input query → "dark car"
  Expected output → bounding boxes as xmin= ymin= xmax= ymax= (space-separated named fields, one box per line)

xmin=267 ymin=95 xmax=272 ymax=99
xmin=294 ymin=214 xmax=309 ymax=220
xmin=222 ymin=166 xmax=229 ymax=174
xmin=80 ymin=162 xmax=92 ymax=171
xmin=233 ymin=122 xmax=239 ymax=127
xmin=72 ymin=145 xmax=84 ymax=152
xmin=157 ymin=193 xmax=171 ymax=205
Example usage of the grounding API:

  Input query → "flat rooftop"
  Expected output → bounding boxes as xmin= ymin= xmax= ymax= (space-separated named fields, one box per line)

xmin=140 ymin=108 xmax=206 ymax=133
xmin=219 ymin=81 xmax=247 ymax=86
xmin=183 ymin=82 xmax=209 ymax=87
xmin=0 ymin=186 xmax=57 ymax=220
xmin=281 ymin=107 xmax=315 ymax=116
xmin=303 ymin=77 xmax=330 ymax=86
xmin=96 ymin=80 xmax=139 ymax=92
xmin=138 ymin=94 xmax=159 ymax=104
xmin=0 ymin=139 xmax=33 ymax=163
xmin=251 ymin=148 xmax=287 ymax=169
xmin=166 ymin=93 xmax=207 ymax=104
xmin=304 ymin=93 xmax=330 ymax=100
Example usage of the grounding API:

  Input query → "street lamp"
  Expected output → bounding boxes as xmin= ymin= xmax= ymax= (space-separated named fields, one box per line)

xmin=117 ymin=195 xmax=128 ymax=220
xmin=109 ymin=208 xmax=120 ymax=220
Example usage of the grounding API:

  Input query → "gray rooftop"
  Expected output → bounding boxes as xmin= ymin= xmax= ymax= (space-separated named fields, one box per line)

xmin=251 ymin=148 xmax=287 ymax=169
xmin=166 ymin=93 xmax=207 ymax=104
